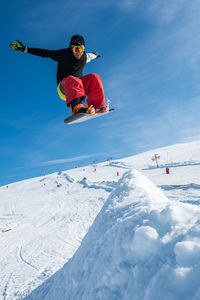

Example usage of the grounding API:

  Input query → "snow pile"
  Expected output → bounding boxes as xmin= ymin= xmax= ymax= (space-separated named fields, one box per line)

xmin=25 ymin=169 xmax=200 ymax=300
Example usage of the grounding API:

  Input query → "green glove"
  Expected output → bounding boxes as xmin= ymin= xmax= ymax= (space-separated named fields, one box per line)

xmin=9 ymin=40 xmax=25 ymax=52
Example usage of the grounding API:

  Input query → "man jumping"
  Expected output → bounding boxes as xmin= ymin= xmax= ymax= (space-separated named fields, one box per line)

xmin=10 ymin=35 xmax=108 ymax=115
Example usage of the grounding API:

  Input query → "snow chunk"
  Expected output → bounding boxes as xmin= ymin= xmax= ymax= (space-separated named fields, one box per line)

xmin=61 ymin=172 xmax=74 ymax=183
xmin=131 ymin=226 xmax=160 ymax=260
xmin=174 ymin=240 xmax=200 ymax=267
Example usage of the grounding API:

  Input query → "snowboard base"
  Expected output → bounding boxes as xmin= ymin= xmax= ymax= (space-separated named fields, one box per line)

xmin=64 ymin=109 xmax=114 ymax=125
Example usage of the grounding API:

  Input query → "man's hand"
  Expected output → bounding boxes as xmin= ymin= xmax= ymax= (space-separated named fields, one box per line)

xmin=92 ymin=52 xmax=101 ymax=59
xmin=9 ymin=40 xmax=25 ymax=52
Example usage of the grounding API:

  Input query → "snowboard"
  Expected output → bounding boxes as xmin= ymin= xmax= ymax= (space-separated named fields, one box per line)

xmin=64 ymin=108 xmax=114 ymax=125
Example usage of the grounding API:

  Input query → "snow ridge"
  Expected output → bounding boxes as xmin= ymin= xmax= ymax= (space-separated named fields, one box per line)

xmin=24 ymin=169 xmax=200 ymax=300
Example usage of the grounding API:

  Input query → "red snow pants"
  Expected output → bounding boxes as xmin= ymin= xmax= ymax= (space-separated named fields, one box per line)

xmin=61 ymin=73 xmax=105 ymax=109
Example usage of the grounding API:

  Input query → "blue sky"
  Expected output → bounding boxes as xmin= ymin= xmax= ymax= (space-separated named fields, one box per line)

xmin=1 ymin=0 xmax=200 ymax=186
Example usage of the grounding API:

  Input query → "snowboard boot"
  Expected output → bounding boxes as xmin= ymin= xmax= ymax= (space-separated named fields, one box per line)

xmin=69 ymin=98 xmax=95 ymax=115
xmin=95 ymin=106 xmax=109 ymax=113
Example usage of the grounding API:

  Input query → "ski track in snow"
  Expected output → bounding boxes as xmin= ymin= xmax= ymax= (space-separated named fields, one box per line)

xmin=17 ymin=246 xmax=38 ymax=271
xmin=3 ymin=273 xmax=13 ymax=300
xmin=162 ymin=186 xmax=200 ymax=206
xmin=1 ymin=141 xmax=200 ymax=299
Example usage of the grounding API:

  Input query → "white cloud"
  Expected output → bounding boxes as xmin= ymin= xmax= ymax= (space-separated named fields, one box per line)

xmin=148 ymin=0 xmax=187 ymax=23
xmin=115 ymin=0 xmax=189 ymax=24
xmin=39 ymin=154 xmax=93 ymax=166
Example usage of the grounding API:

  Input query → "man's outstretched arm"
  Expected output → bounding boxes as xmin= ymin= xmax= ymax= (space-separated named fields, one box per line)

xmin=9 ymin=40 xmax=62 ymax=61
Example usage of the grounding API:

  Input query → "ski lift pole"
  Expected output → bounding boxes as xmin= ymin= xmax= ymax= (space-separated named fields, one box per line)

xmin=152 ymin=154 xmax=160 ymax=168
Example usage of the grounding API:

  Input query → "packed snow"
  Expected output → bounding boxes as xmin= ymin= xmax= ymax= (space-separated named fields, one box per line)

xmin=1 ymin=141 xmax=200 ymax=299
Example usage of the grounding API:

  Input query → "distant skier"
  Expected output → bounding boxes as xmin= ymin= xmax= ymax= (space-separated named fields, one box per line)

xmin=9 ymin=35 xmax=108 ymax=115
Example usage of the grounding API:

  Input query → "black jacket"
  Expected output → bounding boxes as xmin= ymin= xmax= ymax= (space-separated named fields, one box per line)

xmin=27 ymin=47 xmax=87 ymax=84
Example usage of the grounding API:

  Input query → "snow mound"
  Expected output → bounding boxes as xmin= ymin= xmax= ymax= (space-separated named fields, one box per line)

xmin=25 ymin=169 xmax=200 ymax=300
xmin=26 ymin=170 xmax=200 ymax=300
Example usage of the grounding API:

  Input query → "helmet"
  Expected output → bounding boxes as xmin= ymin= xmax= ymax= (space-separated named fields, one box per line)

xmin=70 ymin=34 xmax=85 ymax=46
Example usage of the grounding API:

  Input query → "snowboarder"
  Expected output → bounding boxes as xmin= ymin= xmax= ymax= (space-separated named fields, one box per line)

xmin=9 ymin=35 xmax=109 ymax=116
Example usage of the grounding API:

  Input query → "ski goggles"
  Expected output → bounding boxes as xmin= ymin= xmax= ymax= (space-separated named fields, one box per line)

xmin=71 ymin=45 xmax=85 ymax=53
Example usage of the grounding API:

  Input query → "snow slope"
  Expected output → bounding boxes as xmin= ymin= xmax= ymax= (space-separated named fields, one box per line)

xmin=1 ymin=141 xmax=200 ymax=299
xmin=0 ymin=173 xmax=112 ymax=299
